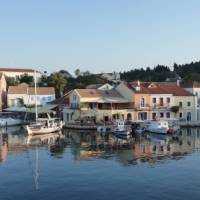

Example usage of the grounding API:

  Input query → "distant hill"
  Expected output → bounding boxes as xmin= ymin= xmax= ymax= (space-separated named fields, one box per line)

xmin=120 ymin=60 xmax=200 ymax=82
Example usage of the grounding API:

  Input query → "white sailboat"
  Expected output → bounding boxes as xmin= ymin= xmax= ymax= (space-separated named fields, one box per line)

xmin=25 ymin=71 xmax=63 ymax=136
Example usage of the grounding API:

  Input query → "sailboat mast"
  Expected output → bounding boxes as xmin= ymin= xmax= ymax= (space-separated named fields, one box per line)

xmin=34 ymin=70 xmax=38 ymax=121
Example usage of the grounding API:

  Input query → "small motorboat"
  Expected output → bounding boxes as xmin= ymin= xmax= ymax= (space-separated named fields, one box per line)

xmin=0 ymin=117 xmax=23 ymax=127
xmin=131 ymin=120 xmax=146 ymax=135
xmin=145 ymin=120 xmax=171 ymax=135
xmin=112 ymin=120 xmax=131 ymax=137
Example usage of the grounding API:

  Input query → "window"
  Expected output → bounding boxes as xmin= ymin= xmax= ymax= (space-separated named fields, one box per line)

xmin=152 ymin=112 xmax=156 ymax=120
xmin=179 ymin=102 xmax=183 ymax=107
xmin=152 ymin=98 xmax=156 ymax=104
xmin=166 ymin=112 xmax=170 ymax=118
xmin=141 ymin=97 xmax=145 ymax=107
xmin=160 ymin=112 xmax=164 ymax=118
xmin=187 ymin=101 xmax=191 ymax=107
xmin=48 ymin=96 xmax=51 ymax=101
xmin=167 ymin=97 xmax=170 ymax=103
xmin=179 ymin=112 xmax=183 ymax=118
xmin=160 ymin=98 xmax=164 ymax=106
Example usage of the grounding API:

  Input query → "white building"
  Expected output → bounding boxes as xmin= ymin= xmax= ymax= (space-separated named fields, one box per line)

xmin=0 ymin=67 xmax=44 ymax=82
xmin=7 ymin=84 xmax=55 ymax=107
xmin=181 ymin=81 xmax=200 ymax=120
xmin=86 ymin=83 xmax=114 ymax=90
xmin=101 ymin=72 xmax=120 ymax=82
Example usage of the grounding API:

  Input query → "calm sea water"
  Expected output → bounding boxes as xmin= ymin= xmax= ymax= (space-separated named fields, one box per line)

xmin=0 ymin=127 xmax=200 ymax=200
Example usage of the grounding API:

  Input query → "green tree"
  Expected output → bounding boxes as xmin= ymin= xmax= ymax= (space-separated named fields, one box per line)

xmin=18 ymin=73 xmax=33 ymax=85
xmin=38 ymin=75 xmax=48 ymax=86
xmin=74 ymin=69 xmax=81 ymax=77
xmin=48 ymin=72 xmax=67 ymax=98
xmin=183 ymin=73 xmax=200 ymax=82
xmin=82 ymin=70 xmax=91 ymax=76
xmin=5 ymin=76 xmax=17 ymax=87
xmin=170 ymin=106 xmax=179 ymax=118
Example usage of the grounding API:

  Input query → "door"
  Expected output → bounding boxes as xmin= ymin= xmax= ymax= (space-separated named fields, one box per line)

xmin=138 ymin=112 xmax=147 ymax=120
xmin=187 ymin=112 xmax=192 ymax=121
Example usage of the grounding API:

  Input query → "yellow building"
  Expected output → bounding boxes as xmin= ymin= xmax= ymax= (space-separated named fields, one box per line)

xmin=63 ymin=88 xmax=134 ymax=124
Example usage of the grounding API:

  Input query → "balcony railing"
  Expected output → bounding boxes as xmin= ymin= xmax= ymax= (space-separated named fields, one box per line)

xmin=151 ymin=104 xmax=171 ymax=109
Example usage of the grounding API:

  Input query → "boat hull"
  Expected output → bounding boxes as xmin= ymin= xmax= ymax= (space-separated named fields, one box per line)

xmin=145 ymin=128 xmax=168 ymax=135
xmin=26 ymin=125 xmax=62 ymax=136
xmin=0 ymin=118 xmax=23 ymax=127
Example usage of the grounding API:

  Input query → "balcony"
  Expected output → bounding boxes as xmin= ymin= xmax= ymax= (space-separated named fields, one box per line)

xmin=77 ymin=102 xmax=134 ymax=111
xmin=134 ymin=104 xmax=150 ymax=111
xmin=150 ymin=103 xmax=171 ymax=109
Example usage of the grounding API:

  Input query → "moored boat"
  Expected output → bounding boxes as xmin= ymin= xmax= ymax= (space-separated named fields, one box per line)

xmin=145 ymin=120 xmax=170 ymax=135
xmin=0 ymin=117 xmax=23 ymax=127
xmin=25 ymin=71 xmax=63 ymax=136
xmin=112 ymin=120 xmax=131 ymax=137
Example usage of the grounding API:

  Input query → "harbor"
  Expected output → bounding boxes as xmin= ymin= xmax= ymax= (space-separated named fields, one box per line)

xmin=1 ymin=126 xmax=200 ymax=200
xmin=2 ymin=1 xmax=200 ymax=199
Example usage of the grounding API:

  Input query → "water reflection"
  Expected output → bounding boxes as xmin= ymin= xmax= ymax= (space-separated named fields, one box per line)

xmin=1 ymin=127 xmax=200 ymax=166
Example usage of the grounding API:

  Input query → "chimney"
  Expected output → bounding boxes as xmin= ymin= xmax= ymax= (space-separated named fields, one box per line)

xmin=135 ymin=80 xmax=141 ymax=91
xmin=177 ymin=79 xmax=180 ymax=86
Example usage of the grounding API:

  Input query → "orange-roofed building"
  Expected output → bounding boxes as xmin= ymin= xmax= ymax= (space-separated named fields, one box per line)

xmin=116 ymin=81 xmax=196 ymax=121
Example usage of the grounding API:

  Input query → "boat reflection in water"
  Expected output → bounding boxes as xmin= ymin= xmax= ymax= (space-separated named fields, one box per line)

xmin=1 ymin=127 xmax=200 ymax=199
xmin=62 ymin=128 xmax=200 ymax=165
xmin=26 ymin=131 xmax=64 ymax=191
xmin=0 ymin=127 xmax=200 ymax=166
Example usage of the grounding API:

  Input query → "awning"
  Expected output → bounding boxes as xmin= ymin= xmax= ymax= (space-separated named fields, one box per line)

xmin=4 ymin=104 xmax=57 ymax=114
xmin=97 ymin=97 xmax=130 ymax=103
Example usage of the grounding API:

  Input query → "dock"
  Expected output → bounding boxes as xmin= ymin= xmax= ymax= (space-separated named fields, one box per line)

xmin=179 ymin=121 xmax=200 ymax=127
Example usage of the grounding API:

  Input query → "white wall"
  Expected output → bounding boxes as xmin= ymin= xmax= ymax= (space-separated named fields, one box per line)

xmin=116 ymin=82 xmax=134 ymax=101
xmin=7 ymin=94 xmax=55 ymax=107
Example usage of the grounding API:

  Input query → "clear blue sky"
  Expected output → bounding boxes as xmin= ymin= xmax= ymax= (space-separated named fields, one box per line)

xmin=0 ymin=0 xmax=200 ymax=74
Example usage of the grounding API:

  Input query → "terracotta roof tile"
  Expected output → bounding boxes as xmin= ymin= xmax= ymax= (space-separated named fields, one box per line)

xmin=76 ymin=89 xmax=123 ymax=98
xmin=127 ymin=81 xmax=193 ymax=96
xmin=8 ymin=85 xmax=55 ymax=95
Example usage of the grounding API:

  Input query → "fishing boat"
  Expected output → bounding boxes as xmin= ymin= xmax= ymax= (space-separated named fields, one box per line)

xmin=25 ymin=71 xmax=63 ymax=136
xmin=112 ymin=120 xmax=131 ymax=137
xmin=26 ymin=116 xmax=63 ymax=135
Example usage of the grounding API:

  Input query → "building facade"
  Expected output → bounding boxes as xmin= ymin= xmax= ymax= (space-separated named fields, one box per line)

xmin=116 ymin=81 xmax=196 ymax=121
xmin=63 ymin=89 xmax=134 ymax=124
xmin=181 ymin=81 xmax=200 ymax=120
xmin=7 ymin=84 xmax=55 ymax=107
xmin=0 ymin=73 xmax=7 ymax=110
xmin=0 ymin=68 xmax=44 ymax=82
